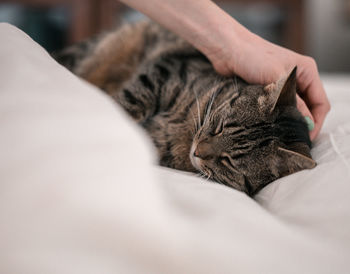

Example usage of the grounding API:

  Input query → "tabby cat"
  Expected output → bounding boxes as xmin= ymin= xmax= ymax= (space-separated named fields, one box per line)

xmin=55 ymin=20 xmax=316 ymax=196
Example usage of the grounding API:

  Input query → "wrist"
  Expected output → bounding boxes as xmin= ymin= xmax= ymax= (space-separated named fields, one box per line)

xmin=199 ymin=17 xmax=256 ymax=75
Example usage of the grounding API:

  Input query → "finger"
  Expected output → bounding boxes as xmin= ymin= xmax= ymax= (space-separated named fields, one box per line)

xmin=296 ymin=94 xmax=315 ymax=139
xmin=299 ymin=78 xmax=330 ymax=141
xmin=309 ymin=103 xmax=330 ymax=141
xmin=296 ymin=60 xmax=330 ymax=140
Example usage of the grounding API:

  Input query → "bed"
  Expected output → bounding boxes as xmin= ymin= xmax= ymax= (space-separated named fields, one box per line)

xmin=1 ymin=23 xmax=349 ymax=274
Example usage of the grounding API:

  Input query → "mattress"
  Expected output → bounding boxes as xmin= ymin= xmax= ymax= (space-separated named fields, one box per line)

xmin=0 ymin=23 xmax=349 ymax=274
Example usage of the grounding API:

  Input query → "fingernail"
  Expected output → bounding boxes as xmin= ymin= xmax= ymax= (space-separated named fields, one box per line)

xmin=304 ymin=116 xmax=315 ymax=131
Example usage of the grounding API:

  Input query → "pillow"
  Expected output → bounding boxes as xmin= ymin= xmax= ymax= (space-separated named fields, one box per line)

xmin=0 ymin=23 xmax=163 ymax=273
xmin=1 ymin=23 xmax=349 ymax=274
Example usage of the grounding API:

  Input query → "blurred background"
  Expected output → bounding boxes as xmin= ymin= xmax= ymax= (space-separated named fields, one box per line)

xmin=0 ymin=0 xmax=349 ymax=72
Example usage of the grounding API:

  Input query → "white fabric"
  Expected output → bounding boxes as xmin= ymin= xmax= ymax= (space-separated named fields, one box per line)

xmin=0 ymin=23 xmax=349 ymax=274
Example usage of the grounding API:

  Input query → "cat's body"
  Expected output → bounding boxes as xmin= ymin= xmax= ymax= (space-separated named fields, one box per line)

xmin=55 ymin=20 xmax=316 ymax=196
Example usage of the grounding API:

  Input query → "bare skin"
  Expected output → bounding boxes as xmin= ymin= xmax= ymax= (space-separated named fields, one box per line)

xmin=119 ymin=0 xmax=330 ymax=140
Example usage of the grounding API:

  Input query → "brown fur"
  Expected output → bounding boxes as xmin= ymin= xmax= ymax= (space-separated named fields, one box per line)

xmin=55 ymin=20 xmax=316 ymax=196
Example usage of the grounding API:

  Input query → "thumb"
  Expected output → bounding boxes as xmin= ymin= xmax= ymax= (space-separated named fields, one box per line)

xmin=296 ymin=94 xmax=315 ymax=140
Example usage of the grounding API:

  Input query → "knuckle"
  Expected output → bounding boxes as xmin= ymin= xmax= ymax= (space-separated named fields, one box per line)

xmin=304 ymin=56 xmax=317 ymax=69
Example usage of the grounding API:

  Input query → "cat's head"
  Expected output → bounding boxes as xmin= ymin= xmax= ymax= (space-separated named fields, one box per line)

xmin=190 ymin=67 xmax=316 ymax=196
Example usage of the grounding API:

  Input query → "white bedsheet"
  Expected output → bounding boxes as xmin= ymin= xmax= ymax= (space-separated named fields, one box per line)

xmin=0 ymin=23 xmax=349 ymax=274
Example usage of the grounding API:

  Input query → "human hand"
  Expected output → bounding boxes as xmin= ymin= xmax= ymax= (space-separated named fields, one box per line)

xmin=119 ymin=0 xmax=329 ymax=140
xmin=206 ymin=32 xmax=330 ymax=141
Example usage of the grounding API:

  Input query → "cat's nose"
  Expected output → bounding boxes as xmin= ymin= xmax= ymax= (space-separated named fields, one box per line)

xmin=193 ymin=141 xmax=214 ymax=160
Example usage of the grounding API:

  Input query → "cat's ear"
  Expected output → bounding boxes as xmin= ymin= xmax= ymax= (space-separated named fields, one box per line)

xmin=286 ymin=142 xmax=313 ymax=158
xmin=277 ymin=146 xmax=316 ymax=175
xmin=264 ymin=66 xmax=297 ymax=113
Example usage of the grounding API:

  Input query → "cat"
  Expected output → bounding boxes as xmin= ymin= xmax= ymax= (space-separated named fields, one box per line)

xmin=55 ymin=20 xmax=316 ymax=196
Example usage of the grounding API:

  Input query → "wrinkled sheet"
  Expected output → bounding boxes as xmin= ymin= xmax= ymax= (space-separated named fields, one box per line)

xmin=0 ymin=23 xmax=349 ymax=274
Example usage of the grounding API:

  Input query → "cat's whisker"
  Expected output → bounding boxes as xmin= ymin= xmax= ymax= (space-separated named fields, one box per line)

xmin=193 ymin=89 xmax=202 ymax=128
xmin=200 ymin=166 xmax=213 ymax=181
xmin=196 ymin=172 xmax=207 ymax=182
xmin=202 ymin=174 xmax=209 ymax=182
xmin=202 ymin=97 xmax=212 ymax=127
xmin=203 ymin=90 xmax=218 ymax=127
xmin=210 ymin=100 xmax=227 ymax=118
xmin=234 ymin=76 xmax=238 ymax=92
xmin=188 ymin=108 xmax=199 ymax=135
xmin=195 ymin=168 xmax=208 ymax=180
xmin=206 ymin=172 xmax=212 ymax=181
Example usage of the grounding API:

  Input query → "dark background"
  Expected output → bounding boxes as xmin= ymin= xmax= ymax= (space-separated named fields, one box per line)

xmin=1 ymin=0 xmax=350 ymax=72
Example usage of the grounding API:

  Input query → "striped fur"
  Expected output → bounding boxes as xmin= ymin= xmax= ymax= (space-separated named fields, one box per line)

xmin=55 ymin=21 xmax=315 ymax=196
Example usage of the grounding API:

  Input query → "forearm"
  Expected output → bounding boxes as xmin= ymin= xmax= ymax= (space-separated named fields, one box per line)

xmin=119 ymin=0 xmax=252 ymax=60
